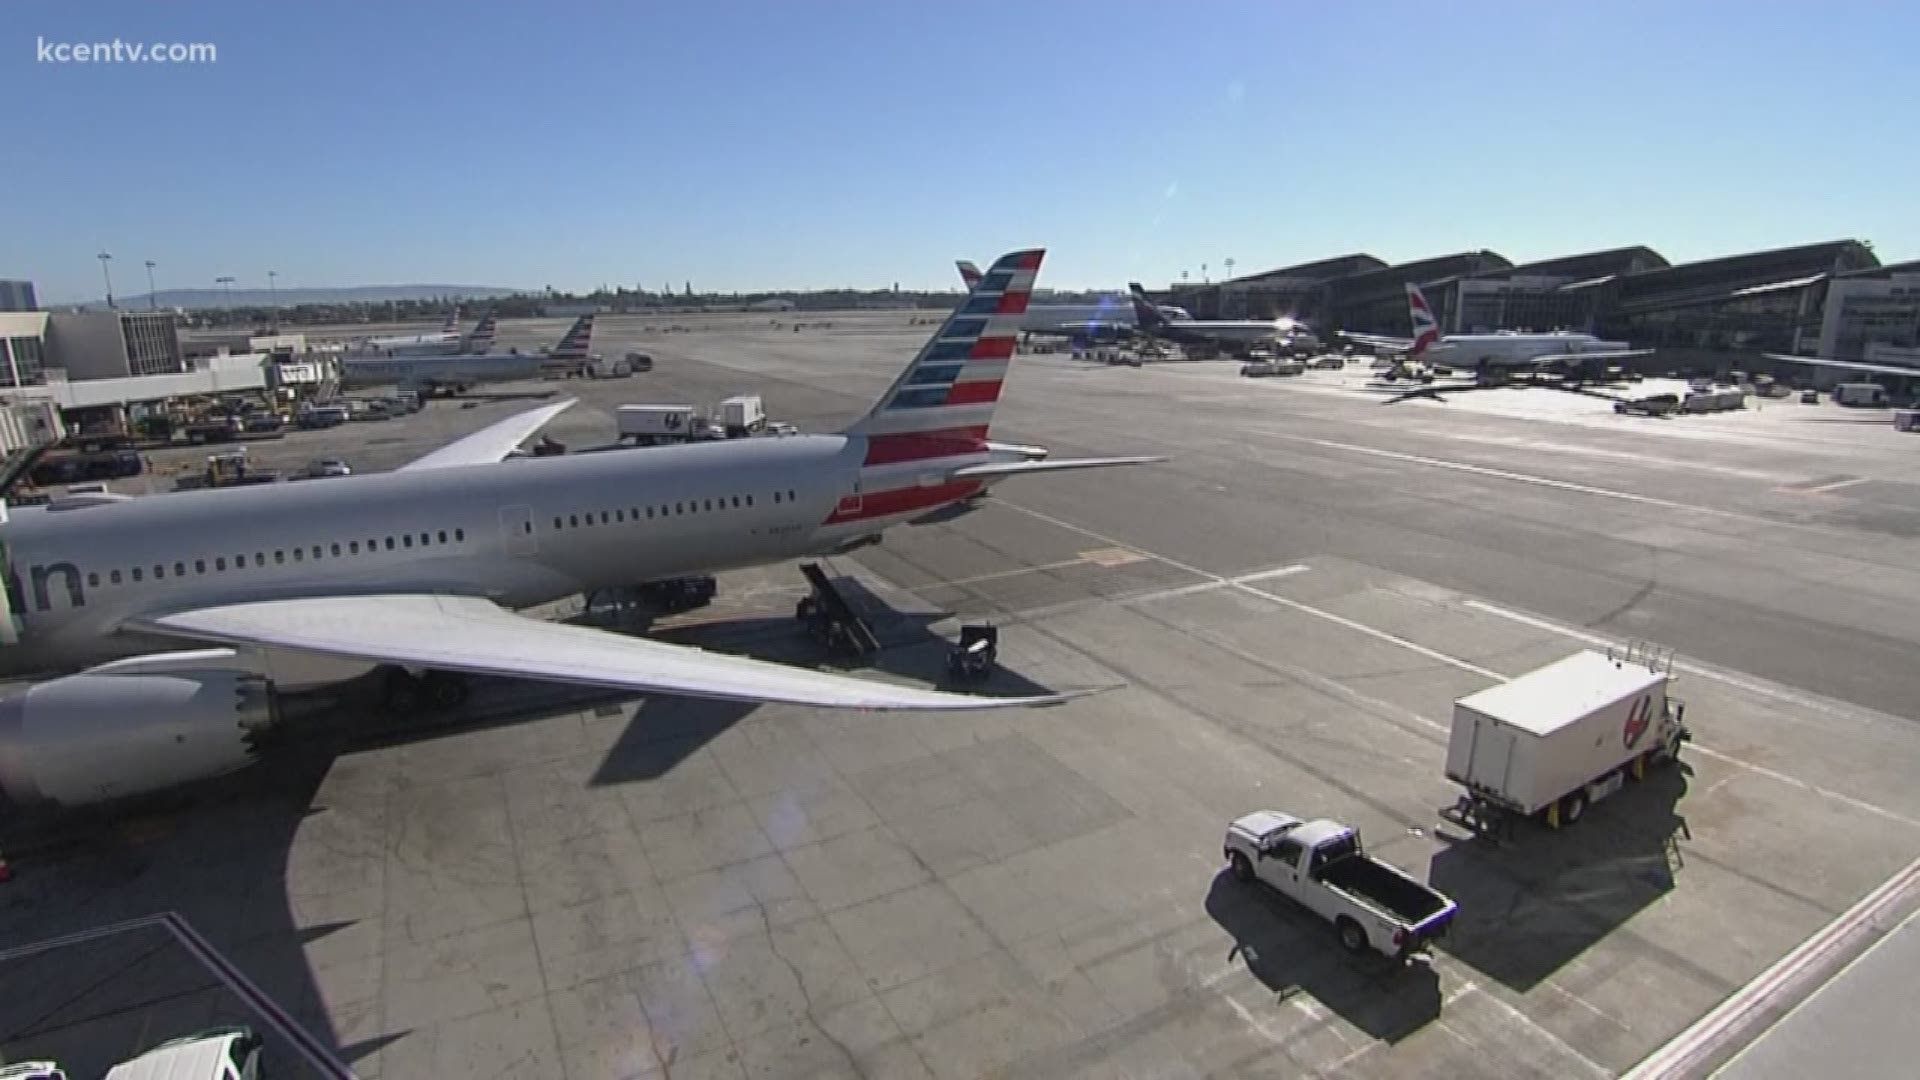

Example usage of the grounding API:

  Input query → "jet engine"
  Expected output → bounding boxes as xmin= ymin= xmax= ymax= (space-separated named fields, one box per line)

xmin=0 ymin=668 xmax=278 ymax=808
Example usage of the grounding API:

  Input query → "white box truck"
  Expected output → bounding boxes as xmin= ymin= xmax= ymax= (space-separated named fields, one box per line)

xmin=1442 ymin=646 xmax=1690 ymax=833
xmin=717 ymin=394 xmax=766 ymax=437
xmin=1834 ymin=382 xmax=1890 ymax=407
xmin=617 ymin=404 xmax=698 ymax=445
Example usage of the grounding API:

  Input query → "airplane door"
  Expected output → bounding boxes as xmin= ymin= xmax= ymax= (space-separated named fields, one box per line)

xmin=500 ymin=505 xmax=537 ymax=557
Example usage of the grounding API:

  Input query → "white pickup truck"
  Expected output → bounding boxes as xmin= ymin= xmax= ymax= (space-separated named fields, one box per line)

xmin=1223 ymin=811 xmax=1457 ymax=961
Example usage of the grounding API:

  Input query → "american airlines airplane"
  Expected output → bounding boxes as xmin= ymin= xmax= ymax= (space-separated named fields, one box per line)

xmin=337 ymin=312 xmax=578 ymax=396
xmin=359 ymin=307 xmax=498 ymax=358
xmin=1340 ymin=284 xmax=1650 ymax=377
xmin=1126 ymin=283 xmax=1316 ymax=356
xmin=0 ymin=250 xmax=1157 ymax=810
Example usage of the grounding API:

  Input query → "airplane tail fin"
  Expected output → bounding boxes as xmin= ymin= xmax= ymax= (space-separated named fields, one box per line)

xmin=842 ymin=248 xmax=1041 ymax=454
xmin=956 ymin=260 xmax=983 ymax=288
xmin=1406 ymin=284 xmax=1440 ymax=359
xmin=1127 ymin=282 xmax=1167 ymax=330
xmin=444 ymin=305 xmax=462 ymax=332
xmin=463 ymin=309 xmax=498 ymax=354
xmin=549 ymin=313 xmax=595 ymax=361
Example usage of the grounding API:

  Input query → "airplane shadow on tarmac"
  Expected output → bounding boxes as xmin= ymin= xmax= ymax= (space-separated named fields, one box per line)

xmin=1425 ymin=760 xmax=1693 ymax=991
xmin=1203 ymin=871 xmax=1443 ymax=1043
xmin=0 ymin=581 xmax=1067 ymax=1073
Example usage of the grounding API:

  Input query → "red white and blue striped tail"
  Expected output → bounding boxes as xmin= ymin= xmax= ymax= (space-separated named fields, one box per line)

xmin=464 ymin=310 xmax=498 ymax=354
xmin=844 ymin=248 xmax=1040 ymax=456
xmin=549 ymin=313 xmax=595 ymax=361
xmin=444 ymin=305 xmax=463 ymax=332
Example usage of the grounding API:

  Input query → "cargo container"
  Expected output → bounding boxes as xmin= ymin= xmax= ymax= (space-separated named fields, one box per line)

xmin=1442 ymin=646 xmax=1690 ymax=833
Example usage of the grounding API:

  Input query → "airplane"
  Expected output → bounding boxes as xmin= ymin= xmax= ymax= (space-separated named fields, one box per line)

xmin=361 ymin=307 xmax=498 ymax=358
xmin=0 ymin=249 xmax=1160 ymax=811
xmin=337 ymin=311 xmax=560 ymax=396
xmin=1126 ymin=283 xmax=1317 ymax=357
xmin=956 ymin=261 xmax=1182 ymax=344
xmin=1339 ymin=284 xmax=1650 ymax=381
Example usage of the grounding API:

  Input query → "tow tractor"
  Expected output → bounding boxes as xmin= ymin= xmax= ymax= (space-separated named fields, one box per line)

xmin=637 ymin=575 xmax=717 ymax=613
xmin=947 ymin=623 xmax=999 ymax=681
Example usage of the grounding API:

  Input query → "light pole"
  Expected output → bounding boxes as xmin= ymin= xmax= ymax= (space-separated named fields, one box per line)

xmin=144 ymin=260 xmax=158 ymax=311
xmin=215 ymin=276 xmax=235 ymax=322
xmin=267 ymin=270 xmax=278 ymax=330
xmin=97 ymin=251 xmax=115 ymax=309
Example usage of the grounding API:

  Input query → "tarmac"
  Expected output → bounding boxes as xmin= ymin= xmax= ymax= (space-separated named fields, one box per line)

xmin=5 ymin=312 xmax=1920 ymax=1078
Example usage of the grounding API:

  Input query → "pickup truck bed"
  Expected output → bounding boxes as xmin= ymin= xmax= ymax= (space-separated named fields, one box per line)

xmin=1321 ymin=854 xmax=1450 ymax=926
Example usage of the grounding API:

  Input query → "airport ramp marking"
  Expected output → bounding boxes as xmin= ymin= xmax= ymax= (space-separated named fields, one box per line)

xmin=1079 ymin=546 xmax=1148 ymax=567
xmin=992 ymin=498 xmax=1920 ymax=832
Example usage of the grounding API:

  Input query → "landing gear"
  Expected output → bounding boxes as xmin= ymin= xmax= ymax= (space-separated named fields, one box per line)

xmin=380 ymin=667 xmax=470 ymax=714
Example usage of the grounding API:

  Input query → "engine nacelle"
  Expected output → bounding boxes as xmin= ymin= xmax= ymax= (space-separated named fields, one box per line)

xmin=0 ymin=669 xmax=277 ymax=808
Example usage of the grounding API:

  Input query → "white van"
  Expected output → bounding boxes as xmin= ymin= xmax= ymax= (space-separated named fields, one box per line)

xmin=104 ymin=1027 xmax=261 ymax=1080
xmin=1834 ymin=382 xmax=1890 ymax=407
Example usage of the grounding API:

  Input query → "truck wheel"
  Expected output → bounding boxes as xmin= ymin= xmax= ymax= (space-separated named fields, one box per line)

xmin=1229 ymin=851 xmax=1253 ymax=883
xmin=1562 ymin=790 xmax=1588 ymax=824
xmin=1336 ymin=917 xmax=1368 ymax=955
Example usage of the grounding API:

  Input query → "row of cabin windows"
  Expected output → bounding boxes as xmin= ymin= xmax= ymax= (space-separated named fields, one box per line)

xmin=82 ymin=527 xmax=468 ymax=588
xmin=551 ymin=489 xmax=800 ymax=532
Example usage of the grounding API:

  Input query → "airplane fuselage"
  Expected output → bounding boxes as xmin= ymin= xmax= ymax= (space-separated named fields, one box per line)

xmin=337 ymin=352 xmax=544 ymax=391
xmin=0 ymin=435 xmax=946 ymax=683
xmin=1428 ymin=332 xmax=1632 ymax=369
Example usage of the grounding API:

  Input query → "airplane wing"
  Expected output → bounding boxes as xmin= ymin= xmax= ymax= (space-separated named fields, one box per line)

xmin=123 ymin=593 xmax=1087 ymax=711
xmin=1335 ymin=330 xmax=1414 ymax=351
xmin=1509 ymin=348 xmax=1655 ymax=367
xmin=950 ymin=455 xmax=1166 ymax=480
xmin=1764 ymin=352 xmax=1914 ymax=377
xmin=400 ymin=398 xmax=576 ymax=472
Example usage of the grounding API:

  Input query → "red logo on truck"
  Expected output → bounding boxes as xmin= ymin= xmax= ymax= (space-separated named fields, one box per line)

xmin=1623 ymin=695 xmax=1653 ymax=749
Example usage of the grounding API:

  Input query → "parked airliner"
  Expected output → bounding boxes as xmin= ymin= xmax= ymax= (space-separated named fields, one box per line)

xmin=956 ymin=261 xmax=1182 ymax=343
xmin=359 ymin=307 xmax=498 ymax=357
xmin=1340 ymin=284 xmax=1650 ymax=377
xmin=0 ymin=249 xmax=1157 ymax=810
xmin=1126 ymin=284 xmax=1316 ymax=356
xmin=338 ymin=313 xmax=587 ymax=396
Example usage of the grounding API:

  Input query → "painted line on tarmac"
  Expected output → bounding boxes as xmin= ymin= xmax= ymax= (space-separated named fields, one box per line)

xmin=993 ymin=499 xmax=1920 ymax=831
xmin=994 ymin=496 xmax=1504 ymax=682
xmin=1252 ymin=430 xmax=1778 ymax=526
xmin=1805 ymin=475 xmax=1870 ymax=494
xmin=1624 ymin=855 xmax=1920 ymax=1080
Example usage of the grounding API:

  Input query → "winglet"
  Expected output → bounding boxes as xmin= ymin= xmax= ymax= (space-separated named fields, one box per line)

xmin=400 ymin=398 xmax=577 ymax=472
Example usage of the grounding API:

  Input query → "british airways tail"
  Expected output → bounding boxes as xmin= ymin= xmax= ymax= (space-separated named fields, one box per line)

xmin=1405 ymin=284 xmax=1441 ymax=359
xmin=548 ymin=313 xmax=595 ymax=362
xmin=956 ymin=260 xmax=983 ymax=289
xmin=832 ymin=250 xmax=1161 ymax=525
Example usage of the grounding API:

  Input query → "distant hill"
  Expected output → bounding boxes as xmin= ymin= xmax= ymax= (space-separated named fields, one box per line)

xmin=82 ymin=284 xmax=530 ymax=311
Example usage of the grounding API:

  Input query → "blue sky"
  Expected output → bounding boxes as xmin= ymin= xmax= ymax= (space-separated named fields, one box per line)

xmin=4 ymin=1 xmax=1913 ymax=302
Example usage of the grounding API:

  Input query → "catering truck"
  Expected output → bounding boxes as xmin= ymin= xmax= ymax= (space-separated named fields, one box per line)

xmin=1224 ymin=811 xmax=1457 ymax=962
xmin=1442 ymin=644 xmax=1691 ymax=835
